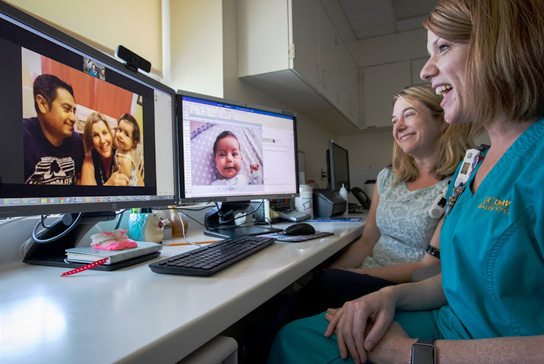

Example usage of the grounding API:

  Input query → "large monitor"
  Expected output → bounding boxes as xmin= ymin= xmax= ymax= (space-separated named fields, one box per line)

xmin=177 ymin=91 xmax=299 ymax=238
xmin=327 ymin=140 xmax=350 ymax=192
xmin=0 ymin=3 xmax=178 ymax=266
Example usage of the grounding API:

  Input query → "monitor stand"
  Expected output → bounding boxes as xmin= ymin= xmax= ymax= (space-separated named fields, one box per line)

xmin=23 ymin=212 xmax=160 ymax=270
xmin=203 ymin=202 xmax=281 ymax=239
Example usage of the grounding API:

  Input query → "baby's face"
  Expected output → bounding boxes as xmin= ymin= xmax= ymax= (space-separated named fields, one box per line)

xmin=214 ymin=136 xmax=242 ymax=179
xmin=116 ymin=119 xmax=134 ymax=151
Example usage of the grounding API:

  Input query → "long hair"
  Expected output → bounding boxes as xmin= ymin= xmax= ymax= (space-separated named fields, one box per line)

xmin=83 ymin=112 xmax=113 ymax=153
xmin=423 ymin=0 xmax=544 ymax=127
xmin=392 ymin=85 xmax=473 ymax=184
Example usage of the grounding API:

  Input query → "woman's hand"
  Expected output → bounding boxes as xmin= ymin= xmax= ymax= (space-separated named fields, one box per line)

xmin=104 ymin=171 xmax=130 ymax=186
xmin=324 ymin=287 xmax=397 ymax=364
xmin=367 ymin=321 xmax=414 ymax=364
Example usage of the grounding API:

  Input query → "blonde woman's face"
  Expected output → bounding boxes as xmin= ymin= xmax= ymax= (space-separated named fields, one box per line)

xmin=420 ymin=30 xmax=469 ymax=125
xmin=91 ymin=120 xmax=113 ymax=159
xmin=392 ymin=98 xmax=441 ymax=159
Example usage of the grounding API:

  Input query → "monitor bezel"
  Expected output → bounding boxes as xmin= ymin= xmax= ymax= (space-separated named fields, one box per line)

xmin=176 ymin=90 xmax=299 ymax=204
xmin=0 ymin=2 xmax=179 ymax=218
xmin=328 ymin=139 xmax=350 ymax=192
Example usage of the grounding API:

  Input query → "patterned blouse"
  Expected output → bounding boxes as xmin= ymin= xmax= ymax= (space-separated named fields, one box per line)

xmin=362 ymin=168 xmax=450 ymax=268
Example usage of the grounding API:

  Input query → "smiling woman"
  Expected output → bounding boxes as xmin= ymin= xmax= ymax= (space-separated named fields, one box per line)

xmin=80 ymin=112 xmax=129 ymax=186
xmin=262 ymin=85 xmax=474 ymax=364
xmin=268 ymin=1 xmax=544 ymax=363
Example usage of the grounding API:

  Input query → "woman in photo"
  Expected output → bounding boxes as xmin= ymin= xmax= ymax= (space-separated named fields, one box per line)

xmin=80 ymin=112 xmax=129 ymax=186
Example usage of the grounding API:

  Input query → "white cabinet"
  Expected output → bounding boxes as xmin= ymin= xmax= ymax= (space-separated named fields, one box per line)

xmin=291 ymin=0 xmax=320 ymax=90
xmin=238 ymin=0 xmax=360 ymax=132
xmin=362 ymin=61 xmax=411 ymax=128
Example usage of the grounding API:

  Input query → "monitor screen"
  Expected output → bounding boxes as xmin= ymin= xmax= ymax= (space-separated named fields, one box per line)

xmin=178 ymin=92 xmax=299 ymax=203
xmin=0 ymin=3 xmax=178 ymax=218
xmin=328 ymin=140 xmax=350 ymax=192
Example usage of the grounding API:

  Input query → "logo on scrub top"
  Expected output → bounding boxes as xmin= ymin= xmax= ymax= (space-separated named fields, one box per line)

xmin=478 ymin=196 xmax=511 ymax=215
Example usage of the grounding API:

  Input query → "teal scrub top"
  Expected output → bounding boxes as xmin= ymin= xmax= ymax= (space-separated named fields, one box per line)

xmin=438 ymin=118 xmax=544 ymax=340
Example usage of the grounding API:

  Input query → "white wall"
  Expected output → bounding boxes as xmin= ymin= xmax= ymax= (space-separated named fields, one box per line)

xmin=5 ymin=0 xmax=164 ymax=76
xmin=169 ymin=0 xmax=224 ymax=97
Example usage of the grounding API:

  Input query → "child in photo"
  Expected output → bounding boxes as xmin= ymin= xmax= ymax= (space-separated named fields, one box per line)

xmin=211 ymin=130 xmax=262 ymax=185
xmin=115 ymin=113 xmax=144 ymax=186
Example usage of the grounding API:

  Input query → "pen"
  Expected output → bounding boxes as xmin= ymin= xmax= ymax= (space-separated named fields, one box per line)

xmin=61 ymin=258 xmax=109 ymax=277
xmin=164 ymin=240 xmax=219 ymax=246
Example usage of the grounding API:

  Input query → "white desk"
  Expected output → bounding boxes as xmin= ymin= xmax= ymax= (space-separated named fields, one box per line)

xmin=0 ymin=218 xmax=364 ymax=364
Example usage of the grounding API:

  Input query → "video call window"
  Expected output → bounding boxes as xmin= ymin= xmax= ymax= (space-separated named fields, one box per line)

xmin=21 ymin=48 xmax=146 ymax=187
xmin=0 ymin=13 xmax=175 ymax=204
xmin=181 ymin=96 xmax=298 ymax=200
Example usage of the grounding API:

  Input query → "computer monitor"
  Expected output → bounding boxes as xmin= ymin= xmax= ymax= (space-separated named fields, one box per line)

xmin=0 ymin=3 xmax=178 ymax=267
xmin=327 ymin=140 xmax=350 ymax=192
xmin=177 ymin=91 xmax=299 ymax=238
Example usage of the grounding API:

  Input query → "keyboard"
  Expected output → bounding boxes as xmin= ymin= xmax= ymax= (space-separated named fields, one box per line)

xmin=275 ymin=209 xmax=311 ymax=222
xmin=149 ymin=236 xmax=276 ymax=276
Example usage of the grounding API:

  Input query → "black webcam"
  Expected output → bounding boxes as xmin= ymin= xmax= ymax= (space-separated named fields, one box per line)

xmin=115 ymin=45 xmax=151 ymax=73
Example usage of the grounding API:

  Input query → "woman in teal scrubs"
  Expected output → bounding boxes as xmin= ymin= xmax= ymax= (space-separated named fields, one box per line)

xmin=268 ymin=0 xmax=544 ymax=363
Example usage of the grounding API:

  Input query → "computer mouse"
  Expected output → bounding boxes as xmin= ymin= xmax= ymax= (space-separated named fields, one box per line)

xmin=283 ymin=222 xmax=316 ymax=236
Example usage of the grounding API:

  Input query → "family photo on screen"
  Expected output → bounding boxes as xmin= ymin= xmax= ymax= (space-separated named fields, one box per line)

xmin=21 ymin=48 xmax=145 ymax=187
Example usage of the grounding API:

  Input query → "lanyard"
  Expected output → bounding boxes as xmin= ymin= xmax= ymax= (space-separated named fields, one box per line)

xmin=444 ymin=144 xmax=489 ymax=217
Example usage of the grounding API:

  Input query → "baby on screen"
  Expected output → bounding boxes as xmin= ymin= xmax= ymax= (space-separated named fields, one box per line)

xmin=211 ymin=131 xmax=262 ymax=186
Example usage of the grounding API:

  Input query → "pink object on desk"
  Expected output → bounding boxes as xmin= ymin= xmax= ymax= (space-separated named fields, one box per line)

xmin=90 ymin=229 xmax=138 ymax=251
xmin=60 ymin=258 xmax=109 ymax=277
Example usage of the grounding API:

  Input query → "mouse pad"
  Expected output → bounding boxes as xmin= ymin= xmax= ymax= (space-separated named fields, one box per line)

xmin=259 ymin=231 xmax=334 ymax=242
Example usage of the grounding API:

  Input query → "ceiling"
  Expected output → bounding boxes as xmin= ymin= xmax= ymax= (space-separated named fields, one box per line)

xmin=338 ymin=0 xmax=438 ymax=40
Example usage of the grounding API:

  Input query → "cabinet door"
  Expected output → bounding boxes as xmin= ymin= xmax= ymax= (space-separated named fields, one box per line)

xmin=291 ymin=0 xmax=320 ymax=89
xmin=336 ymin=45 xmax=359 ymax=125
xmin=317 ymin=5 xmax=341 ymax=102
xmin=363 ymin=61 xmax=411 ymax=128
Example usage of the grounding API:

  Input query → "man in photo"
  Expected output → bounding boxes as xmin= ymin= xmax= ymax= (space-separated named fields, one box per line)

xmin=24 ymin=74 xmax=84 ymax=184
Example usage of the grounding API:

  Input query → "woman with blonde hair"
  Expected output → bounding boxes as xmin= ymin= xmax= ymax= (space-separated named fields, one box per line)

xmin=269 ymin=0 xmax=544 ymax=363
xmin=320 ymin=85 xmax=473 ymax=306
xmin=257 ymin=85 xmax=473 ymax=363
xmin=80 ymin=112 xmax=129 ymax=186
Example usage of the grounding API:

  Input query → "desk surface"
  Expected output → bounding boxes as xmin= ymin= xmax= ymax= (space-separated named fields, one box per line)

xmin=0 ymin=218 xmax=364 ymax=364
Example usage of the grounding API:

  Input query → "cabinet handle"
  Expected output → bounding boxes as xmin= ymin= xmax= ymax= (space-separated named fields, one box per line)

xmin=322 ymin=69 xmax=327 ymax=88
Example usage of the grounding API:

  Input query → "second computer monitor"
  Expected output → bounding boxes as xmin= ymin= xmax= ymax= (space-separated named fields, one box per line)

xmin=177 ymin=92 xmax=299 ymax=203
xmin=328 ymin=140 xmax=350 ymax=192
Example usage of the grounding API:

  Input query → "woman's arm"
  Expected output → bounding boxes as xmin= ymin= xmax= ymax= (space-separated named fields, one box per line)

xmin=368 ymin=324 xmax=544 ymax=364
xmin=325 ymin=274 xmax=447 ymax=363
xmin=344 ymin=218 xmax=443 ymax=283
xmin=80 ymin=154 xmax=97 ymax=186
xmin=329 ymin=183 xmax=381 ymax=269
xmin=103 ymin=171 xmax=129 ymax=186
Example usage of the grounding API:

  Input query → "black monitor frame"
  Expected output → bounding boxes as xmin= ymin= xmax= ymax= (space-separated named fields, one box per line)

xmin=176 ymin=90 xmax=299 ymax=203
xmin=0 ymin=2 xmax=179 ymax=219
xmin=176 ymin=90 xmax=299 ymax=238
xmin=327 ymin=140 xmax=350 ymax=192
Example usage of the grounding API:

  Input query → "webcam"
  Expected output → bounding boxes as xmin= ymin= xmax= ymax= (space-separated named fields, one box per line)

xmin=115 ymin=45 xmax=151 ymax=73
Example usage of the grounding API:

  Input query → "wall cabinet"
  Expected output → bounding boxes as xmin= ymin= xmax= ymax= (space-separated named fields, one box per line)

xmin=362 ymin=61 xmax=411 ymax=128
xmin=238 ymin=0 xmax=360 ymax=133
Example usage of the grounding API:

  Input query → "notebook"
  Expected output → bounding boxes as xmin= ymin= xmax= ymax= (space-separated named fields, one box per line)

xmin=65 ymin=241 xmax=162 ymax=265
